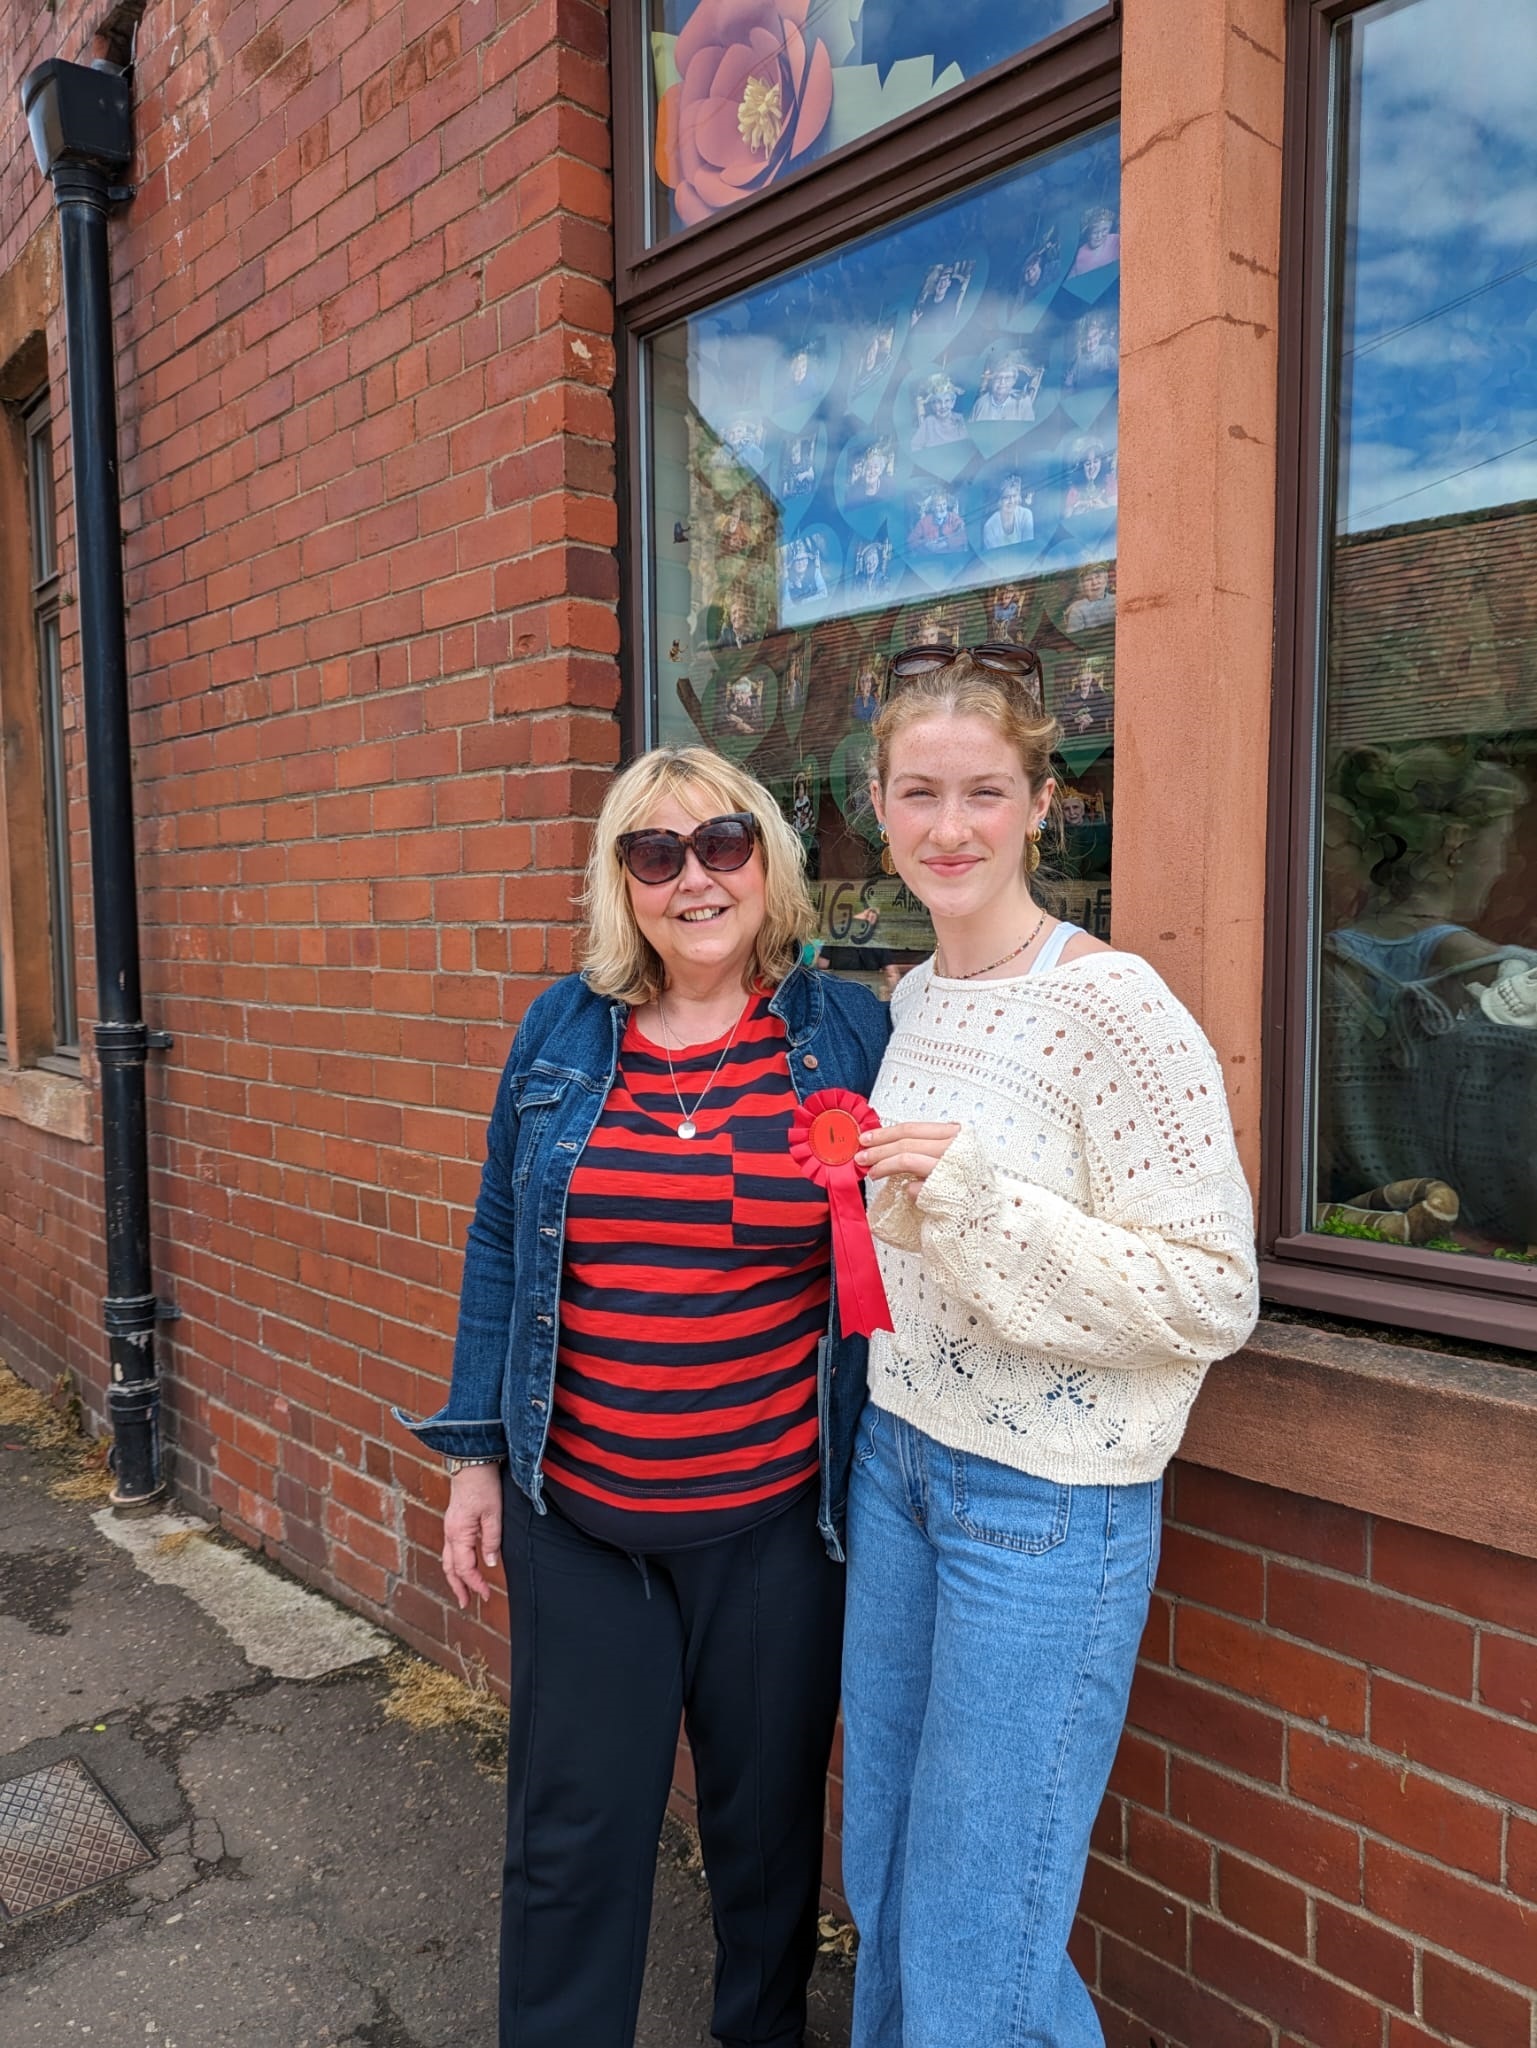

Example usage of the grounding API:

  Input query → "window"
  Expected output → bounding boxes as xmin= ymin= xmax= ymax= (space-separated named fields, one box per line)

xmin=1268 ymin=0 xmax=1537 ymax=1347
xmin=24 ymin=393 xmax=78 ymax=1058
xmin=616 ymin=8 xmax=1121 ymax=981
xmin=644 ymin=1 xmax=1106 ymax=241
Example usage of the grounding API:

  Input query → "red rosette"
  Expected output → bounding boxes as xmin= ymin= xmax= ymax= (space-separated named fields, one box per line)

xmin=788 ymin=1088 xmax=893 ymax=1338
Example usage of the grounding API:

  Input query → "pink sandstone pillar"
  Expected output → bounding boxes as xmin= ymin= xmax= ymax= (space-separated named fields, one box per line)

xmin=1115 ymin=0 xmax=1288 ymax=1184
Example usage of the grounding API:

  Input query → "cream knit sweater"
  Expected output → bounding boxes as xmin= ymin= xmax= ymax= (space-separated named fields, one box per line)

xmin=866 ymin=951 xmax=1259 ymax=1485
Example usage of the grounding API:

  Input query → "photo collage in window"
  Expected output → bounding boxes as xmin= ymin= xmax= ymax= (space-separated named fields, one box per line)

xmin=647 ymin=124 xmax=1120 ymax=980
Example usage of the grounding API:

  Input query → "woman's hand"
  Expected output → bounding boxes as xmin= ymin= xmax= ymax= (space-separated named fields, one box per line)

xmin=442 ymin=1464 xmax=504 ymax=1608
xmin=857 ymin=1121 xmax=962 ymax=1184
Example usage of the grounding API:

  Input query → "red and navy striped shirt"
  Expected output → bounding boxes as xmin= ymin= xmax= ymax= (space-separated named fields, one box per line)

xmin=543 ymin=994 xmax=830 ymax=1550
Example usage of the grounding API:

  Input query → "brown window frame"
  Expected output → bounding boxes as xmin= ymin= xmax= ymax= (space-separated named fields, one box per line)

xmin=610 ymin=5 xmax=1124 ymax=760
xmin=1263 ymin=0 xmax=1537 ymax=1354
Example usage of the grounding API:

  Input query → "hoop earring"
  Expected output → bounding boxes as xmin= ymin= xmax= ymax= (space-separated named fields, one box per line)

xmin=879 ymin=826 xmax=896 ymax=877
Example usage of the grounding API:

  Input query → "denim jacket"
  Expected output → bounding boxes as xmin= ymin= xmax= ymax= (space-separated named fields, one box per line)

xmin=395 ymin=966 xmax=891 ymax=1558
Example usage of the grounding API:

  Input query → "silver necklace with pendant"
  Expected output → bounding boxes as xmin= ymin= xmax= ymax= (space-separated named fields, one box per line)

xmin=656 ymin=996 xmax=747 ymax=1140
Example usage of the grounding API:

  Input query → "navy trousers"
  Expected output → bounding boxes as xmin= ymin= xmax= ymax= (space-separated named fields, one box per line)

xmin=498 ymin=1476 xmax=845 ymax=2048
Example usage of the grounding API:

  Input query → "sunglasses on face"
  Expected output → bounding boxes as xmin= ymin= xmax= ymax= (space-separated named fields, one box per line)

xmin=884 ymin=641 xmax=1044 ymax=702
xmin=616 ymin=812 xmax=760 ymax=886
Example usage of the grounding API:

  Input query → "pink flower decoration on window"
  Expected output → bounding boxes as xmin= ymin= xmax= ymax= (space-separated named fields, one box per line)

xmin=657 ymin=0 xmax=835 ymax=226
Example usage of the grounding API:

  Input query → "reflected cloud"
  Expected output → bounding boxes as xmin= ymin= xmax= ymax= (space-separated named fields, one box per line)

xmin=1338 ymin=0 xmax=1536 ymax=531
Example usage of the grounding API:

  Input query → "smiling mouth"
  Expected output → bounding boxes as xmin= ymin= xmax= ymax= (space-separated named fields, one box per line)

xmin=678 ymin=906 xmax=729 ymax=922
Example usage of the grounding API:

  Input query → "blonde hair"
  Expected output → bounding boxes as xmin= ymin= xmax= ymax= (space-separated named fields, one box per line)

xmin=581 ymin=747 xmax=815 ymax=1006
xmin=872 ymin=654 xmax=1065 ymax=867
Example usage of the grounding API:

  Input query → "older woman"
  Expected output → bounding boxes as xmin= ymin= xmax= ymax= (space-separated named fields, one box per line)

xmin=398 ymin=746 xmax=888 ymax=2048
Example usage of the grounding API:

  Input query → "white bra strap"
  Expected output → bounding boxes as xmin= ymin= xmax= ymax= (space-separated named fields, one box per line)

xmin=1032 ymin=921 xmax=1084 ymax=975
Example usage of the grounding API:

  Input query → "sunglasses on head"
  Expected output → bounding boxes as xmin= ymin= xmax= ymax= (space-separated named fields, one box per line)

xmin=616 ymin=812 xmax=759 ymax=886
xmin=884 ymin=641 xmax=1044 ymax=702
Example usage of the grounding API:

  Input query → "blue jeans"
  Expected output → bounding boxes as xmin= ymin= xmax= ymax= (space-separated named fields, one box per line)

xmin=841 ymin=1407 xmax=1161 ymax=2048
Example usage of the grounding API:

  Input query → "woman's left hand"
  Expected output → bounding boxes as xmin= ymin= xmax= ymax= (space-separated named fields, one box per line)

xmin=857 ymin=1121 xmax=962 ymax=1183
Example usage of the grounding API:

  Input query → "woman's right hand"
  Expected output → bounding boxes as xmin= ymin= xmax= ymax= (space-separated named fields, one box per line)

xmin=857 ymin=1121 xmax=962 ymax=1184
xmin=442 ymin=1464 xmax=504 ymax=1608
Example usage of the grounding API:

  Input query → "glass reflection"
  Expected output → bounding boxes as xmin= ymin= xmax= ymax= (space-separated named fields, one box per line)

xmin=646 ymin=126 xmax=1120 ymax=979
xmin=649 ymin=0 xmax=1101 ymax=238
xmin=1313 ymin=0 xmax=1537 ymax=1267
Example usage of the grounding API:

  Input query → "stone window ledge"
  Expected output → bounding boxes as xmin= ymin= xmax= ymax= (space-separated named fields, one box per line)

xmin=1184 ymin=1318 xmax=1537 ymax=1562
xmin=0 ymin=1064 xmax=91 ymax=1142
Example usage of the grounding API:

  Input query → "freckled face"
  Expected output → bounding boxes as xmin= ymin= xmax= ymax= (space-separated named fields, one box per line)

xmin=872 ymin=714 xmax=1051 ymax=921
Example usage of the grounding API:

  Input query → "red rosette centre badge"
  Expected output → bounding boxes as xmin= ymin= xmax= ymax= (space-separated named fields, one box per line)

xmin=788 ymin=1088 xmax=893 ymax=1338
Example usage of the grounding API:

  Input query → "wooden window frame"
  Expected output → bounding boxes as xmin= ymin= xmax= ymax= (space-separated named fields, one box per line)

xmin=1263 ymin=0 xmax=1537 ymax=1354
xmin=610 ymin=6 xmax=1124 ymax=759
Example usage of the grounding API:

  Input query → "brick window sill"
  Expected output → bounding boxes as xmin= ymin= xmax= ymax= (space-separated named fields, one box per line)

xmin=0 ymin=1064 xmax=91 ymax=1142
xmin=1183 ymin=1319 xmax=1537 ymax=1564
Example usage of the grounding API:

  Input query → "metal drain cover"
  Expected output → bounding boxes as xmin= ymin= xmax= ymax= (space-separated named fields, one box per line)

xmin=0 ymin=1757 xmax=154 ymax=1917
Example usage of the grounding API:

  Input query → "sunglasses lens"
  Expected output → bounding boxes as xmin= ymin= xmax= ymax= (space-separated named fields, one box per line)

xmin=694 ymin=817 xmax=755 ymax=872
xmin=624 ymin=835 xmax=684 ymax=884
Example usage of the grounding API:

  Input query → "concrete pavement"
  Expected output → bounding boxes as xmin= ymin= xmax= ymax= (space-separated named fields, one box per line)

xmin=0 ymin=1367 xmax=854 ymax=2046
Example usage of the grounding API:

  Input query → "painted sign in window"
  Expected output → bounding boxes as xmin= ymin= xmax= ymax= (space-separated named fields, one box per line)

xmin=648 ymin=0 xmax=1102 ymax=237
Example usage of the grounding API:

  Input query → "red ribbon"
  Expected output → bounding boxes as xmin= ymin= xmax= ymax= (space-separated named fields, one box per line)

xmin=788 ymin=1088 xmax=893 ymax=1339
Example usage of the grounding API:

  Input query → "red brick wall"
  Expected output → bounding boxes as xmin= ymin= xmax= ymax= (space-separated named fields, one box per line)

xmin=1077 ymin=1466 xmax=1537 ymax=2048
xmin=0 ymin=0 xmax=618 ymax=1684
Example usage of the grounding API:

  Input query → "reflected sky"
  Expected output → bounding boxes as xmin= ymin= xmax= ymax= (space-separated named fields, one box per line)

xmin=664 ymin=122 xmax=1121 ymax=634
xmin=1338 ymin=0 xmax=1537 ymax=531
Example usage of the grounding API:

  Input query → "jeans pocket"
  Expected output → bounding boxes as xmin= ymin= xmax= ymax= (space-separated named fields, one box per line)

xmin=1147 ymin=1476 xmax=1165 ymax=1592
xmin=949 ymin=1450 xmax=1071 ymax=1554
xmin=852 ymin=1405 xmax=881 ymax=1471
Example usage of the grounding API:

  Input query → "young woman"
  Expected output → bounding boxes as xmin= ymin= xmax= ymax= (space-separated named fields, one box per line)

xmin=842 ymin=649 xmax=1258 ymax=2048
xmin=398 ymin=747 xmax=888 ymax=2048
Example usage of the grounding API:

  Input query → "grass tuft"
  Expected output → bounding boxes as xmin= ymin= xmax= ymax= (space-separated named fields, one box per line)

xmin=817 ymin=1912 xmax=857 ymax=1959
xmin=0 ymin=1362 xmax=114 ymax=1499
xmin=383 ymin=1649 xmax=509 ymax=1774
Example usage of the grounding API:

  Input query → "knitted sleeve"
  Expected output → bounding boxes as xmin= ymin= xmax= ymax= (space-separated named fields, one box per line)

xmin=870 ymin=982 xmax=1259 ymax=1372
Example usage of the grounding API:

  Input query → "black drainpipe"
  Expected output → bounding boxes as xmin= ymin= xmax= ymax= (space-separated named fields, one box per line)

xmin=23 ymin=57 xmax=166 ymax=1505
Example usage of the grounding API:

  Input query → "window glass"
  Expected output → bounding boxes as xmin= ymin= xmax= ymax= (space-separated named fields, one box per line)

xmin=26 ymin=402 xmax=57 ymax=584
xmin=648 ymin=0 xmax=1102 ymax=239
xmin=1312 ymin=0 xmax=1537 ymax=1266
xmin=24 ymin=397 xmax=76 ymax=1053
xmin=646 ymin=126 xmax=1119 ymax=981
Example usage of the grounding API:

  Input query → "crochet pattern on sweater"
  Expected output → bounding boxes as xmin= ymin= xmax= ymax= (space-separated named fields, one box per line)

xmin=867 ymin=953 xmax=1259 ymax=1486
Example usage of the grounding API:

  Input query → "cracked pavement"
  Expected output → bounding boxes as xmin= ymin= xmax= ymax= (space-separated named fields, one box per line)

xmin=0 ymin=1434 xmax=854 ymax=2046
